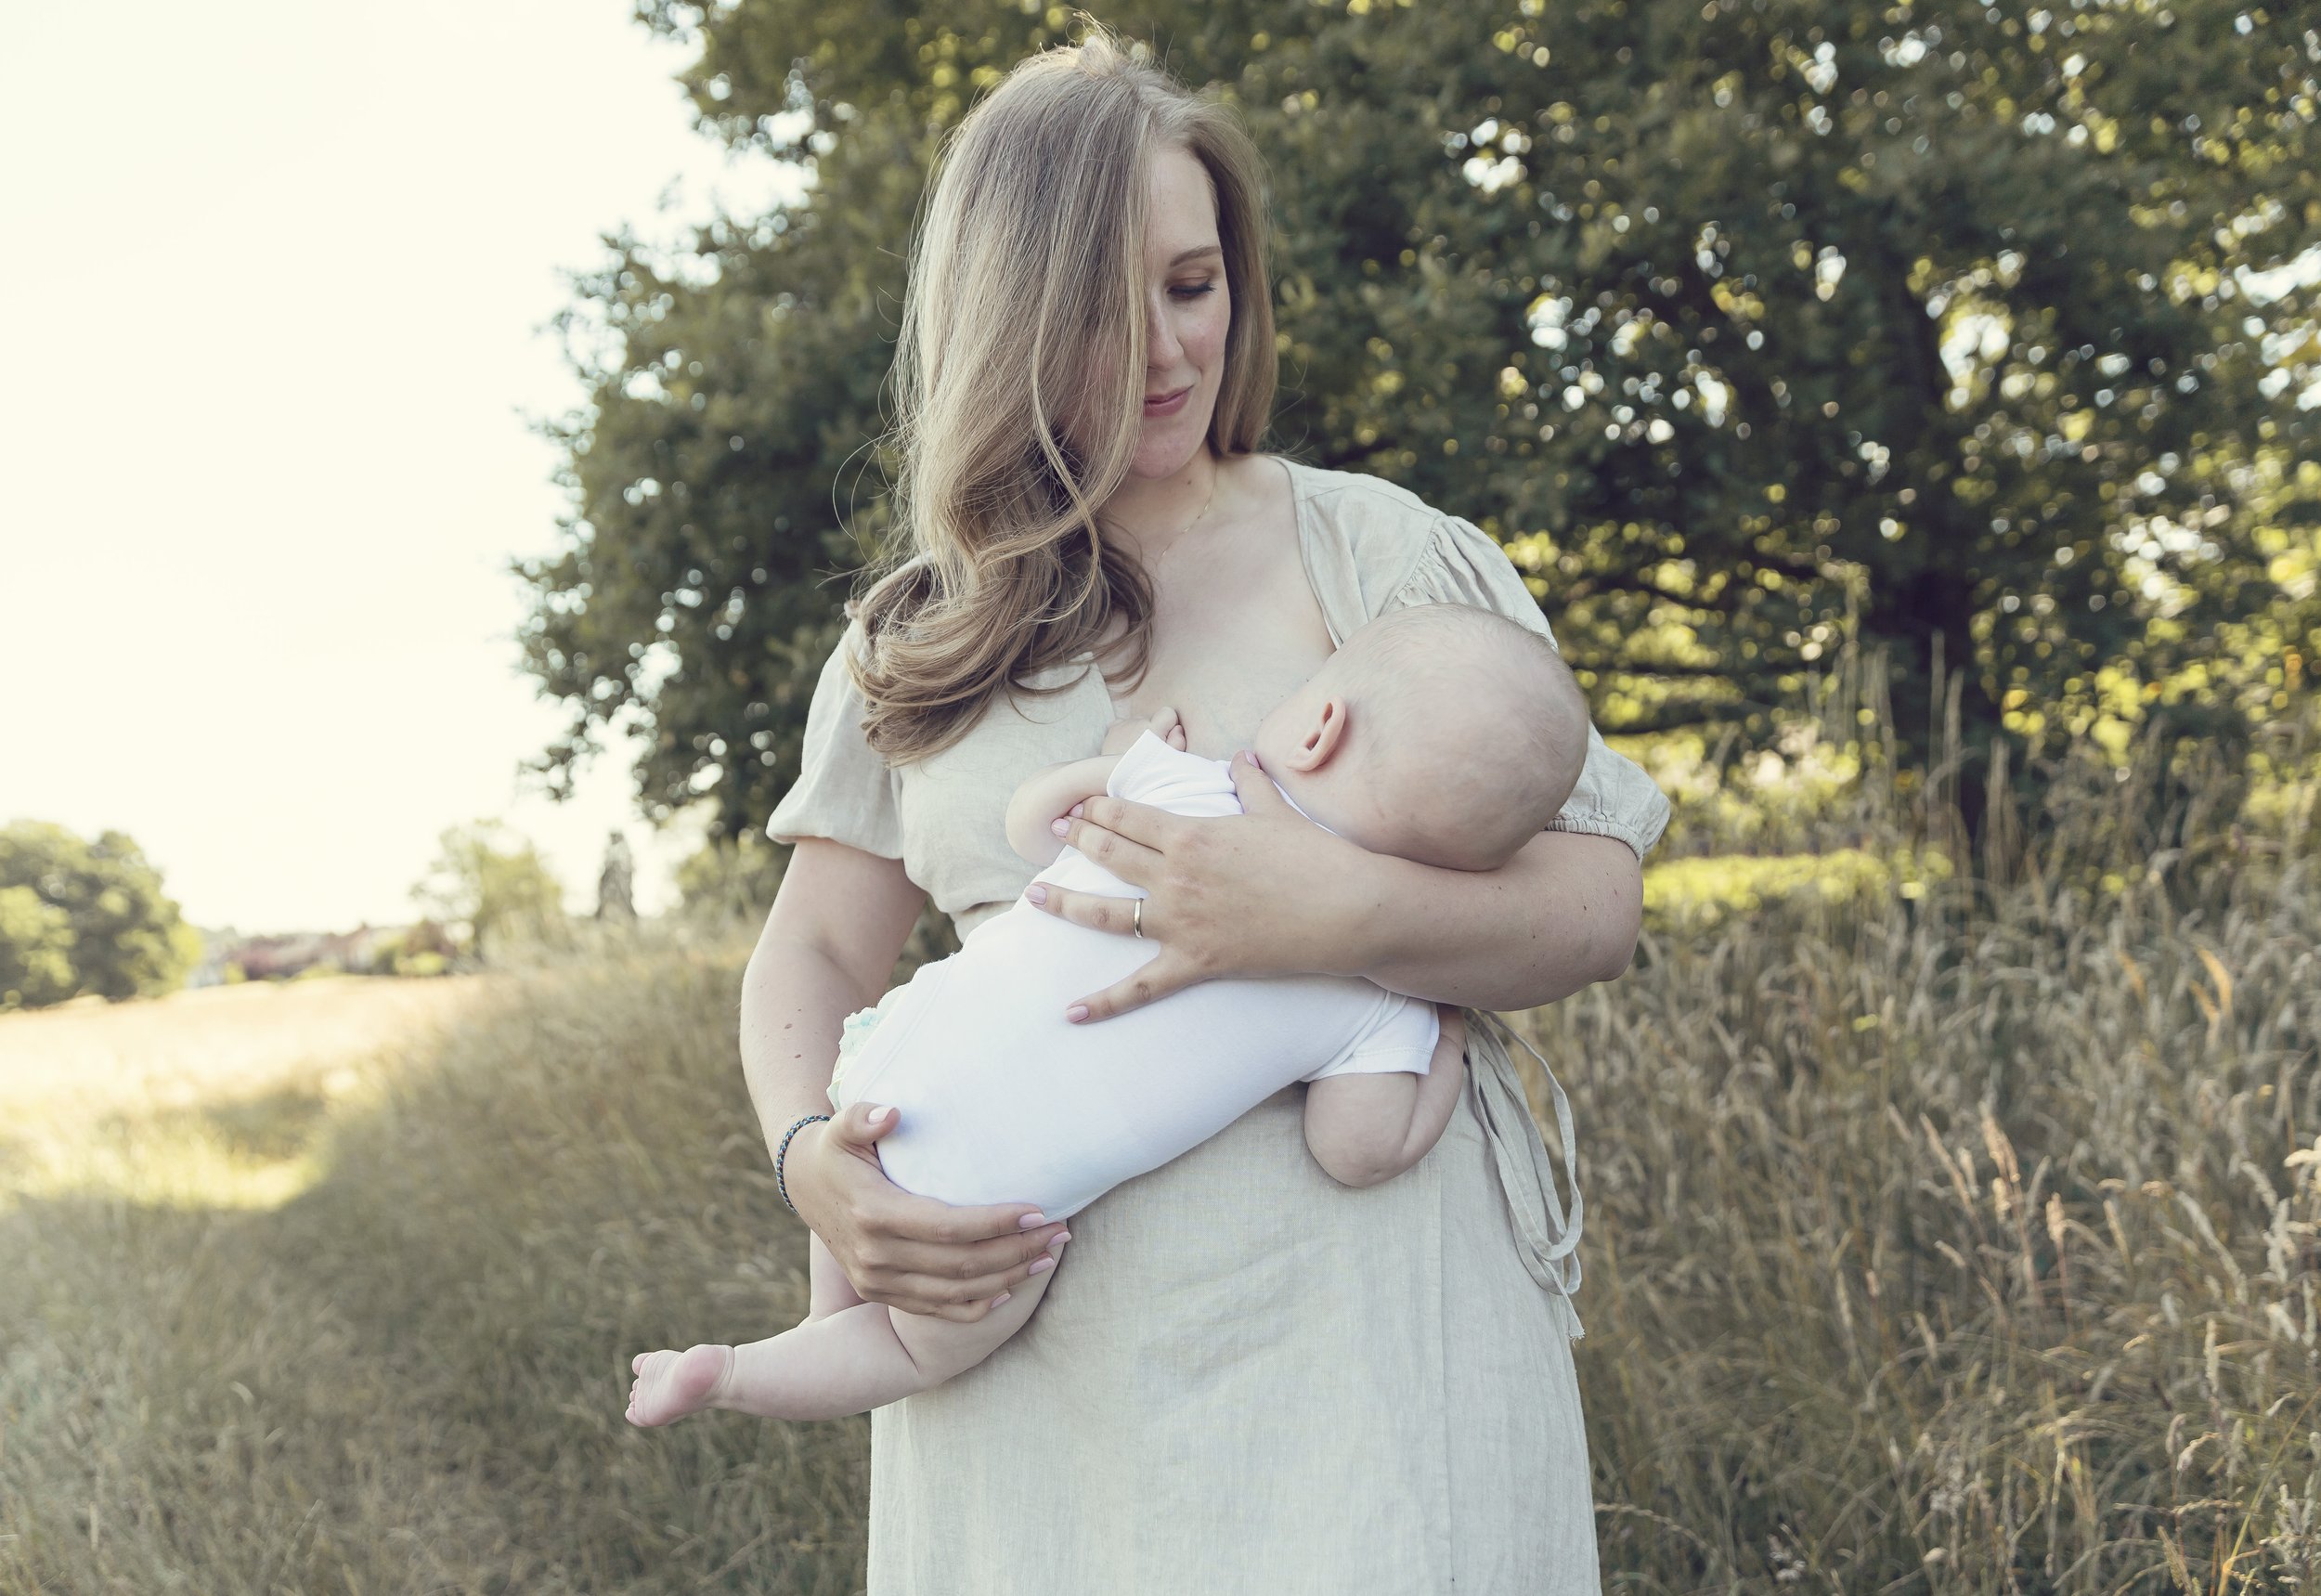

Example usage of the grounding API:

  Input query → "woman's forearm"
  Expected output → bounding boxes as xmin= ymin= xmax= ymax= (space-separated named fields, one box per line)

xmin=1329 ymin=828 xmax=1642 ymax=1011
xmin=738 ymin=932 xmax=872 ymax=1158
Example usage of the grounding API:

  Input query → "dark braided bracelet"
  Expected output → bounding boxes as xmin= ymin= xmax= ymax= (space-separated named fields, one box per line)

xmin=774 ymin=1112 xmax=832 ymax=1216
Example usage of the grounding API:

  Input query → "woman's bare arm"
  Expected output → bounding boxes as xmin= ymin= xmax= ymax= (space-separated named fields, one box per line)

xmin=1028 ymin=752 xmax=1642 ymax=1021
xmin=1332 ymin=828 xmax=1642 ymax=1008
xmin=744 ymin=838 xmax=1067 ymax=1320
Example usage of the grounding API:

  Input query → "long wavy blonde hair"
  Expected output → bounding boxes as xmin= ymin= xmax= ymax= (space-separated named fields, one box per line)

xmin=847 ymin=22 xmax=1278 ymax=762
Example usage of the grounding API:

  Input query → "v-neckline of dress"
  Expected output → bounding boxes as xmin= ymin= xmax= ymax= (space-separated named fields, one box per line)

xmin=1070 ymin=454 xmax=1331 ymax=714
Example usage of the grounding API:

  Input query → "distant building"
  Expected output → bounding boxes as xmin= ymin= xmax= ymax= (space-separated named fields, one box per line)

xmin=195 ymin=922 xmax=422 ymax=983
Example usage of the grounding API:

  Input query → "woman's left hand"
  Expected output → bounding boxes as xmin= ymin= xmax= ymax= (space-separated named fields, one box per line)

xmin=1027 ymin=749 xmax=1371 ymax=1021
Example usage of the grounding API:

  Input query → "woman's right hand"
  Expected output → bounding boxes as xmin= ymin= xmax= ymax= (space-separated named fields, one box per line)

xmin=784 ymin=1099 xmax=1070 ymax=1321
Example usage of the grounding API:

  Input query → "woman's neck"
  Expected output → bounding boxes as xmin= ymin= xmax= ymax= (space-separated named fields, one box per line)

xmin=1101 ymin=446 xmax=1224 ymax=566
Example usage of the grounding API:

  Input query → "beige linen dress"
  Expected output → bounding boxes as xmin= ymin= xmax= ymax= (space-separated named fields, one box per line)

xmin=767 ymin=455 xmax=1671 ymax=1595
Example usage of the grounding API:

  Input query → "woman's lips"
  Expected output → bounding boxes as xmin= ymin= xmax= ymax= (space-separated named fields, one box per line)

xmin=1143 ymin=384 xmax=1192 ymax=415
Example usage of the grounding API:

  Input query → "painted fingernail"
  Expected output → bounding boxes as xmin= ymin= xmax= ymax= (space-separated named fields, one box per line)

xmin=1070 ymin=801 xmax=1085 ymax=817
xmin=1048 ymin=1231 xmax=1070 ymax=1252
xmin=867 ymin=1105 xmax=892 ymax=1124
xmin=1029 ymin=1256 xmax=1056 ymax=1275
xmin=1018 ymin=1212 xmax=1048 ymax=1229
xmin=992 ymin=1291 xmax=1012 ymax=1306
xmin=1066 ymin=1004 xmax=1089 ymax=1023
xmin=1051 ymin=818 xmax=1070 ymax=837
xmin=1026 ymin=885 xmax=1047 ymax=906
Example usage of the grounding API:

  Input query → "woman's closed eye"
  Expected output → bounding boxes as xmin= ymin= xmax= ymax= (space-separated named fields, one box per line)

xmin=1171 ymin=281 xmax=1215 ymax=299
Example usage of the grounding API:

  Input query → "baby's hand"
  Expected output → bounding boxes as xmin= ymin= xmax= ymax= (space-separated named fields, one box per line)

xmin=1099 ymin=705 xmax=1188 ymax=756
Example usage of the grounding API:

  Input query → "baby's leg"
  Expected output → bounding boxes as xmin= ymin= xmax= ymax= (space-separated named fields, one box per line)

xmin=807 ymin=1232 xmax=864 ymax=1319
xmin=1303 ymin=1008 xmax=1470 ymax=1187
xmin=627 ymin=1262 xmax=1055 ymax=1425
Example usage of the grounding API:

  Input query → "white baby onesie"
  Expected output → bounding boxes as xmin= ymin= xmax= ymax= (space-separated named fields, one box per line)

xmin=827 ymin=731 xmax=1441 ymax=1219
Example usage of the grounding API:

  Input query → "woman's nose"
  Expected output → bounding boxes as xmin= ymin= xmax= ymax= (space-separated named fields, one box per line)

xmin=1147 ymin=299 xmax=1183 ymax=368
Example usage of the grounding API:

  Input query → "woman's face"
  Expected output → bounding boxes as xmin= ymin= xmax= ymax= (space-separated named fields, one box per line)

xmin=1121 ymin=143 xmax=1232 ymax=478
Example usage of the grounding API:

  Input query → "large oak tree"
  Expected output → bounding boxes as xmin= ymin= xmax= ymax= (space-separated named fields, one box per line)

xmin=521 ymin=0 xmax=2319 ymax=839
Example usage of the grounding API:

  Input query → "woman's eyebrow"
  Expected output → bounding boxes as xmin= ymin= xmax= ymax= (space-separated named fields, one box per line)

xmin=1167 ymin=245 xmax=1224 ymax=266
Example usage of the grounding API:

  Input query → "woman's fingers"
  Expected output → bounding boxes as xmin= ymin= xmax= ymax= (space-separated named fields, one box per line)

xmin=1227 ymin=749 xmax=1296 ymax=817
xmin=1027 ymin=883 xmax=1148 ymax=939
xmin=916 ymin=1197 xmax=1059 ymax=1244
xmin=863 ymin=1232 xmax=1068 ymax=1317
xmin=892 ymin=1241 xmax=1060 ymax=1306
xmin=878 ymin=1220 xmax=1066 ymax=1281
xmin=1066 ymin=949 xmax=1203 ymax=1023
xmin=1057 ymin=795 xmax=1173 ymax=850
xmin=826 ymin=1098 xmax=898 ymax=1151
xmin=1044 ymin=819 xmax=1165 ymax=885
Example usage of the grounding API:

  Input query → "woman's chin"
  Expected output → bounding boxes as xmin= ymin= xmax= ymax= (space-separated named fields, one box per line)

xmin=1129 ymin=419 xmax=1216 ymax=477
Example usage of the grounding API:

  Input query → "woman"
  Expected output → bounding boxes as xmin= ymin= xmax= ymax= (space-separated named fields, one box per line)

xmin=746 ymin=27 xmax=1670 ymax=1593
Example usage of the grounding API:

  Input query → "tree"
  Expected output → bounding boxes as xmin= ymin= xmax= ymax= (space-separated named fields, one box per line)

xmin=674 ymin=828 xmax=789 ymax=920
xmin=410 ymin=822 xmax=567 ymax=961
xmin=522 ymin=0 xmax=2318 ymax=843
xmin=0 ymin=822 xmax=200 ymax=1007
xmin=0 ymin=885 xmax=77 ymax=1009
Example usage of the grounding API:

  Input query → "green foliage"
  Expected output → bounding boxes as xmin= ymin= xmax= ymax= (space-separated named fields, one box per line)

xmin=0 ymin=822 xmax=197 ymax=1009
xmin=523 ymin=0 xmax=2318 ymax=842
xmin=409 ymin=823 xmax=568 ymax=962
xmin=0 ymin=886 xmax=77 ymax=1010
xmin=674 ymin=828 xmax=791 ymax=921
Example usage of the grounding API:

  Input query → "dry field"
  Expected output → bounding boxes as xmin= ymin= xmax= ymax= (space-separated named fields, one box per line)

xmin=1 ymin=759 xmax=2315 ymax=1591
xmin=0 ymin=975 xmax=494 ymax=1213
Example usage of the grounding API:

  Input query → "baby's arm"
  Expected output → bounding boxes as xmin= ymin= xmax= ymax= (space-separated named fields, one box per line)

xmin=1004 ymin=707 xmax=1189 ymax=867
xmin=1005 ymin=754 xmax=1122 ymax=867
xmin=1303 ymin=1006 xmax=1470 ymax=1188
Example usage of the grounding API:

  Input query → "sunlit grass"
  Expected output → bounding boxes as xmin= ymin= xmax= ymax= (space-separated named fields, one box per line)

xmin=0 ymin=974 xmax=490 ymax=1213
xmin=1 ymin=727 xmax=2314 ymax=1591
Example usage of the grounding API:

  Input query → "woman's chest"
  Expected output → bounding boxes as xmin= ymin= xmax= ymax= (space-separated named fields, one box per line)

xmin=1102 ymin=512 xmax=1336 ymax=758
xmin=892 ymin=473 xmax=1337 ymax=913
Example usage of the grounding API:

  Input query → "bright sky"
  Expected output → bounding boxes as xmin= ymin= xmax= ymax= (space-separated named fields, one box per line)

xmin=0 ymin=3 xmax=805 ymax=933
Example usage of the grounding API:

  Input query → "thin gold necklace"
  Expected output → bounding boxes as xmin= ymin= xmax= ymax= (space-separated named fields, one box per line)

xmin=1149 ymin=460 xmax=1219 ymax=559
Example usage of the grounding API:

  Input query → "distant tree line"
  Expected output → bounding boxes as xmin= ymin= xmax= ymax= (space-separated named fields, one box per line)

xmin=0 ymin=822 xmax=198 ymax=1010
xmin=520 ymin=0 xmax=2319 ymax=846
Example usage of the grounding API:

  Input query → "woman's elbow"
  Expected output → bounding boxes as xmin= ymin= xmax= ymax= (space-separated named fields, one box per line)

xmin=1590 ymin=923 xmax=1640 ymax=984
xmin=1587 ymin=858 xmax=1646 ymax=984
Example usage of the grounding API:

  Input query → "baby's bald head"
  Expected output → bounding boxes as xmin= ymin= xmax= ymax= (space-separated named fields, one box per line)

xmin=1260 ymin=603 xmax=1591 ymax=872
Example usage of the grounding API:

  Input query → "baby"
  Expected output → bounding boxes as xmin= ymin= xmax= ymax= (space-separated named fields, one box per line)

xmin=626 ymin=602 xmax=1590 ymax=1427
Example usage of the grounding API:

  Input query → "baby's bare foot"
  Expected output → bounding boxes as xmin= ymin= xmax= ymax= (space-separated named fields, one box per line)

xmin=626 ymin=1343 xmax=733 ymax=1427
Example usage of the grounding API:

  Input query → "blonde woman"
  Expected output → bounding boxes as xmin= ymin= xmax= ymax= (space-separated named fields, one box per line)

xmin=749 ymin=25 xmax=1669 ymax=1592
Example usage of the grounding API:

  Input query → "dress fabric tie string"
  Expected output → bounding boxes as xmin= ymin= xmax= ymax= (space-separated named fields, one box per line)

xmin=1461 ymin=1007 xmax=1586 ymax=1338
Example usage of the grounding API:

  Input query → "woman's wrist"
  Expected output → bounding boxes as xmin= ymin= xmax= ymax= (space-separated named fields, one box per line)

xmin=1312 ymin=839 xmax=1419 ymax=982
xmin=774 ymin=1111 xmax=832 ymax=1215
xmin=779 ymin=1118 xmax=841 ymax=1232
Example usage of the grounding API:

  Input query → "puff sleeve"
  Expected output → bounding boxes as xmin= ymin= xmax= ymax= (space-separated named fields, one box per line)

xmin=763 ymin=617 xmax=906 ymax=859
xmin=1385 ymin=513 xmax=1672 ymax=861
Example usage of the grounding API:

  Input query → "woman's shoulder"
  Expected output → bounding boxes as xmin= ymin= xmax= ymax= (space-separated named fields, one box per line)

xmin=1275 ymin=454 xmax=1445 ymax=532
xmin=1270 ymin=454 xmax=1489 ymax=622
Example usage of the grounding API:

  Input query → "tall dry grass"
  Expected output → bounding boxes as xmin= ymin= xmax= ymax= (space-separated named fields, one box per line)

xmin=0 ymin=949 xmax=869 ymax=1593
xmin=1522 ymin=696 xmax=2321 ymax=1590
xmin=2 ymin=705 xmax=2314 ymax=1591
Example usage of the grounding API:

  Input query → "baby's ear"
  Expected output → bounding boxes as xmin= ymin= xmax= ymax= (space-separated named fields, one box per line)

xmin=1284 ymin=695 xmax=1351 ymax=772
